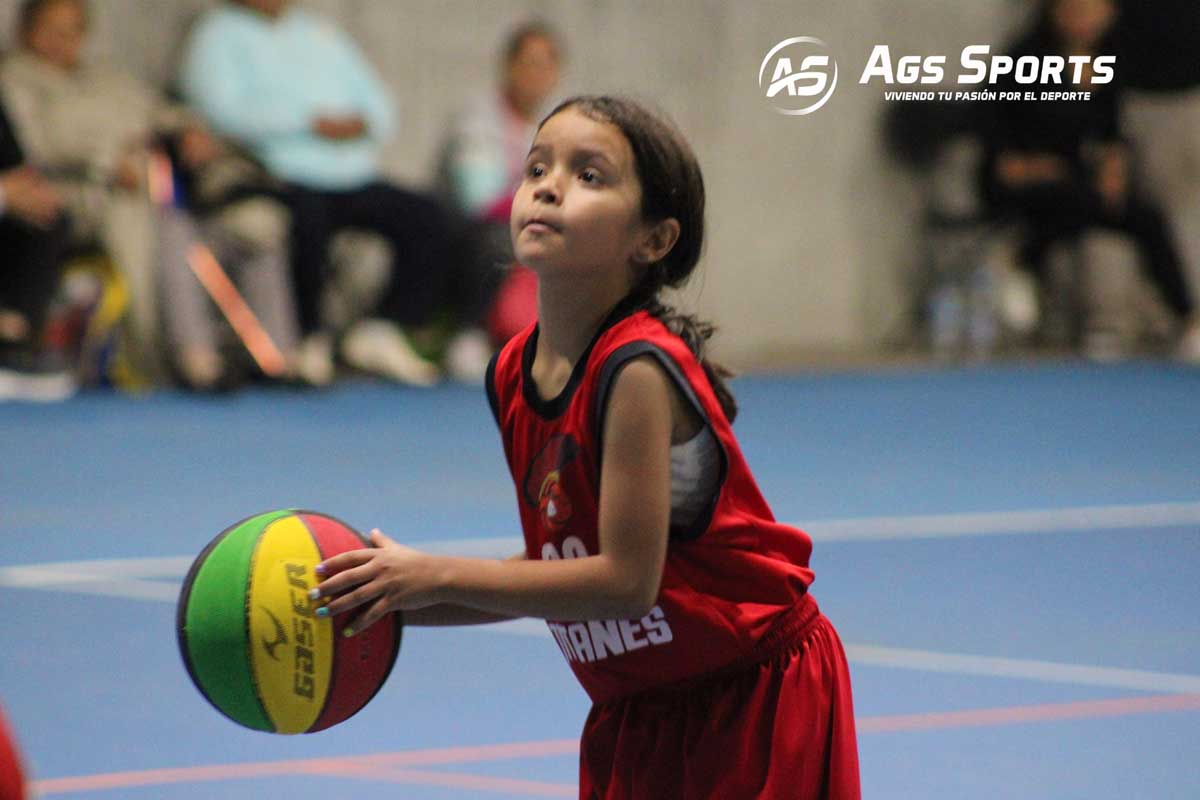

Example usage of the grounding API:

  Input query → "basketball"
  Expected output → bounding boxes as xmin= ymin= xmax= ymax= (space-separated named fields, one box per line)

xmin=176 ymin=510 xmax=402 ymax=734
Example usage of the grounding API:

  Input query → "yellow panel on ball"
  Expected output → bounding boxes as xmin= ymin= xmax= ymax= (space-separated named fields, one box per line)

xmin=247 ymin=515 xmax=333 ymax=734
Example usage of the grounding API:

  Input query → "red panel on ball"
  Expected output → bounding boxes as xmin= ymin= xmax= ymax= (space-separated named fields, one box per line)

xmin=301 ymin=512 xmax=402 ymax=732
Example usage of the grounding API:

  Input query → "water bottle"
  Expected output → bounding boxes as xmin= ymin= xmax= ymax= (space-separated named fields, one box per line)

xmin=929 ymin=283 xmax=964 ymax=360
xmin=966 ymin=263 xmax=997 ymax=360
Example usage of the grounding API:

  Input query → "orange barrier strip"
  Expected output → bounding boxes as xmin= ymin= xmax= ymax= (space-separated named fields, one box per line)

xmin=185 ymin=243 xmax=287 ymax=377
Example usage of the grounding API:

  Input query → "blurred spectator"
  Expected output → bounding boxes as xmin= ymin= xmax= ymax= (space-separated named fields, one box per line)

xmin=180 ymin=0 xmax=498 ymax=386
xmin=0 ymin=82 xmax=73 ymax=401
xmin=980 ymin=0 xmax=1200 ymax=360
xmin=2 ymin=0 xmax=301 ymax=391
xmin=1118 ymin=0 xmax=1200 ymax=360
xmin=154 ymin=125 xmax=302 ymax=391
xmin=438 ymin=21 xmax=561 ymax=239
xmin=436 ymin=21 xmax=560 ymax=343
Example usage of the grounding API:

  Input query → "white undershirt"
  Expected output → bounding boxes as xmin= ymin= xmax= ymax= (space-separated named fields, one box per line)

xmin=669 ymin=425 xmax=721 ymax=530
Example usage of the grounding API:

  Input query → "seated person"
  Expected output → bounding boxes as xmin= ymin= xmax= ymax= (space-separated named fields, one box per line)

xmin=0 ymin=88 xmax=72 ymax=401
xmin=980 ymin=0 xmax=1200 ymax=359
xmin=180 ymin=0 xmax=498 ymax=385
xmin=3 ymin=0 xmax=302 ymax=390
xmin=437 ymin=22 xmax=561 ymax=344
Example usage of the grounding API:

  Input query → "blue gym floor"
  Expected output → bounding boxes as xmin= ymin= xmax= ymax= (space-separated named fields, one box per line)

xmin=2 ymin=360 xmax=1198 ymax=798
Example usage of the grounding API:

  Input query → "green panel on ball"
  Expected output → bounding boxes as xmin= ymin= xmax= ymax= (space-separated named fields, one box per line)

xmin=181 ymin=509 xmax=293 ymax=732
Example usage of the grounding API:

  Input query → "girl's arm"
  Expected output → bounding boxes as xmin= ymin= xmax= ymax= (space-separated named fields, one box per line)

xmin=403 ymin=553 xmax=525 ymax=627
xmin=314 ymin=357 xmax=674 ymax=635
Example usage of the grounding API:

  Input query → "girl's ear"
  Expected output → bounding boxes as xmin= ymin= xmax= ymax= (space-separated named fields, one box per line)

xmin=633 ymin=218 xmax=681 ymax=266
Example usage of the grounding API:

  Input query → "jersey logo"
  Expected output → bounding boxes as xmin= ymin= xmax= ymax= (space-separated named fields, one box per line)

xmin=523 ymin=433 xmax=579 ymax=532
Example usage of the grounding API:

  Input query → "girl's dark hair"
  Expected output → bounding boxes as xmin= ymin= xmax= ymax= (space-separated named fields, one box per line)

xmin=539 ymin=95 xmax=738 ymax=421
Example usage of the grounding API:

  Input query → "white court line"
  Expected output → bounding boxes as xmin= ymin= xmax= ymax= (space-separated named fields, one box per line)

xmin=844 ymin=645 xmax=1200 ymax=694
xmin=2 ymin=500 xmax=1197 ymax=692
xmin=803 ymin=501 xmax=1200 ymax=542
xmin=2 ymin=498 xmax=1197 ymax=600
xmin=2 ymin=498 xmax=1197 ymax=597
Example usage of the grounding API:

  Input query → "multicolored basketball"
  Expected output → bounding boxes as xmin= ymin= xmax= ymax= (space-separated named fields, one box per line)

xmin=177 ymin=510 xmax=401 ymax=734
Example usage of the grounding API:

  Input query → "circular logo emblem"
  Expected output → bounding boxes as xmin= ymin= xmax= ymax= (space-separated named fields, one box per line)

xmin=759 ymin=37 xmax=839 ymax=116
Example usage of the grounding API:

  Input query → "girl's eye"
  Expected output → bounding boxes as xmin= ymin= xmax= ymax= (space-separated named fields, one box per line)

xmin=579 ymin=169 xmax=599 ymax=184
xmin=527 ymin=164 xmax=545 ymax=178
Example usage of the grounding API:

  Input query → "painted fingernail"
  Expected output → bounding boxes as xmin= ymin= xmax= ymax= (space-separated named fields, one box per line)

xmin=315 ymin=606 xmax=329 ymax=618
xmin=307 ymin=588 xmax=320 ymax=600
xmin=342 ymin=626 xmax=354 ymax=637
xmin=314 ymin=564 xmax=327 ymax=576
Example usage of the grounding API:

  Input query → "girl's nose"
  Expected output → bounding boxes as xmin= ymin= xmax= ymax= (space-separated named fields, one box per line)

xmin=532 ymin=173 xmax=560 ymax=204
xmin=533 ymin=184 xmax=558 ymax=204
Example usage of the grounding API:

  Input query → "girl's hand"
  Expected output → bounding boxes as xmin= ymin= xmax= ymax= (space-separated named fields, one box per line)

xmin=312 ymin=529 xmax=443 ymax=636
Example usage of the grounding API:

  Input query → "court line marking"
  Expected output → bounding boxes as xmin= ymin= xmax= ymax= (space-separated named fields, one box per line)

xmin=31 ymin=694 xmax=1200 ymax=795
xmin=3 ymin=499 xmax=1199 ymax=695
xmin=801 ymin=500 xmax=1200 ymax=542
xmin=30 ymin=741 xmax=582 ymax=796
xmin=842 ymin=644 xmax=1200 ymax=694
xmin=855 ymin=692 xmax=1200 ymax=732
xmin=4 ymin=497 xmax=1199 ymax=596
xmin=4 ymin=497 xmax=1199 ymax=597
xmin=480 ymin=618 xmax=1200 ymax=695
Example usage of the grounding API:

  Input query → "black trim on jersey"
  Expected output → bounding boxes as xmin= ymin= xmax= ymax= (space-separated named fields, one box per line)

xmin=485 ymin=351 xmax=501 ymax=428
xmin=592 ymin=341 xmax=729 ymax=542
xmin=521 ymin=298 xmax=640 ymax=420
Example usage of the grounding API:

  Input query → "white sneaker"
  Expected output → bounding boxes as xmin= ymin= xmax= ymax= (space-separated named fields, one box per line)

xmin=0 ymin=347 xmax=76 ymax=402
xmin=444 ymin=328 xmax=493 ymax=385
xmin=178 ymin=347 xmax=224 ymax=391
xmin=295 ymin=332 xmax=335 ymax=387
xmin=340 ymin=319 xmax=440 ymax=387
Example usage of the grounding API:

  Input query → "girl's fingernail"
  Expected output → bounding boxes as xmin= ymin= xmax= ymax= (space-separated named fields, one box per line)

xmin=342 ymin=626 xmax=354 ymax=637
xmin=307 ymin=588 xmax=320 ymax=600
xmin=315 ymin=606 xmax=329 ymax=618
xmin=314 ymin=564 xmax=327 ymax=576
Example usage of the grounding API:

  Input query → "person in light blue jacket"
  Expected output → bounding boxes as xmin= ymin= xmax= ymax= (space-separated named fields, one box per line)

xmin=181 ymin=0 xmax=496 ymax=386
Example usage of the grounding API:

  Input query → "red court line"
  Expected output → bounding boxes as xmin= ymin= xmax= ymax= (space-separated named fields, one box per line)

xmin=857 ymin=692 xmax=1200 ymax=733
xmin=335 ymin=738 xmax=579 ymax=768
xmin=31 ymin=696 xmax=1200 ymax=795
xmin=325 ymin=766 xmax=575 ymax=796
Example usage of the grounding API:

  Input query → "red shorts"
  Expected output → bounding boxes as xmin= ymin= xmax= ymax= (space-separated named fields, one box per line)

xmin=578 ymin=595 xmax=860 ymax=800
xmin=0 ymin=704 xmax=26 ymax=800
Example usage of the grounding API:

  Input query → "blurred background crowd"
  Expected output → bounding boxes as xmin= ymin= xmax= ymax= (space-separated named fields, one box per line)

xmin=1 ymin=0 xmax=1198 ymax=402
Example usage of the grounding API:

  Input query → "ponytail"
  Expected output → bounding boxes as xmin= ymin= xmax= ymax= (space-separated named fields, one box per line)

xmin=631 ymin=286 xmax=738 ymax=424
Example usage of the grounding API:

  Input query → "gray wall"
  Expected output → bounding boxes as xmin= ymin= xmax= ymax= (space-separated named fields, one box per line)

xmin=0 ymin=0 xmax=1032 ymax=368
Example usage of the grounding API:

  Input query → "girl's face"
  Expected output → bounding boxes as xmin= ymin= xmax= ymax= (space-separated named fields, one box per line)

xmin=512 ymin=107 xmax=646 ymax=282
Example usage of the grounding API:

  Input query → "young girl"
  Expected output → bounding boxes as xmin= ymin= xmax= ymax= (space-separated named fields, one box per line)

xmin=313 ymin=95 xmax=861 ymax=799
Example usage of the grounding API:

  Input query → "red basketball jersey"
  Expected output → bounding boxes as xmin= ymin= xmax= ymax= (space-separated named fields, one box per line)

xmin=486 ymin=306 xmax=816 ymax=703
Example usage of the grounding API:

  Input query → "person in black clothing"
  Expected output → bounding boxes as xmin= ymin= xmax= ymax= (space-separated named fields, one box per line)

xmin=1117 ymin=0 xmax=1200 ymax=359
xmin=981 ymin=0 xmax=1200 ymax=358
xmin=0 ymin=92 xmax=73 ymax=400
